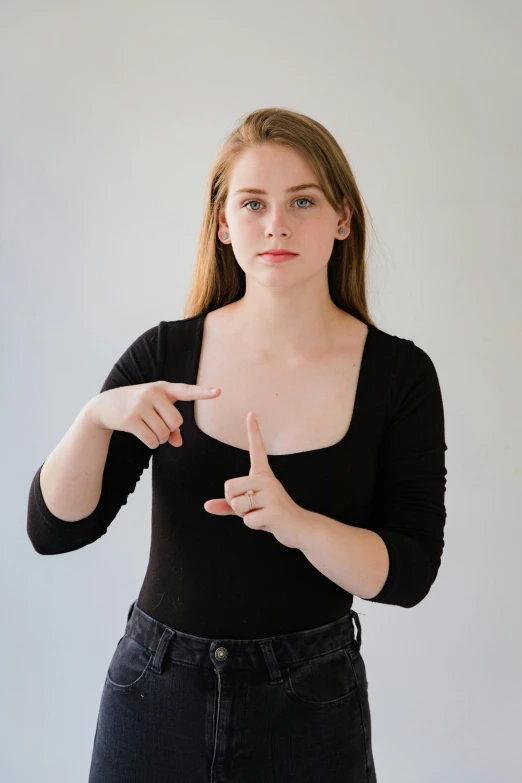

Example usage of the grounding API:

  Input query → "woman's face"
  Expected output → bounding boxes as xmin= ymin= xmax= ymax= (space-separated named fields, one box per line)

xmin=218 ymin=144 xmax=352 ymax=290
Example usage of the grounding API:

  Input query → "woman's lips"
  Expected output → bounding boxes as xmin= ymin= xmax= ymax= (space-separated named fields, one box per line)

xmin=259 ymin=253 xmax=298 ymax=263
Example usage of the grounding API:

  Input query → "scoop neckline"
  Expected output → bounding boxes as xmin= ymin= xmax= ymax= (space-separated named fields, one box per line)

xmin=188 ymin=311 xmax=376 ymax=458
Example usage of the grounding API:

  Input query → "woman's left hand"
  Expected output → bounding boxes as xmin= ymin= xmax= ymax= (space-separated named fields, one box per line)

xmin=204 ymin=411 xmax=312 ymax=550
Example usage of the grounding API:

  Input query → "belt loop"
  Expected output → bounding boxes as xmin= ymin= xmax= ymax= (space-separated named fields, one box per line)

xmin=258 ymin=640 xmax=283 ymax=685
xmin=127 ymin=599 xmax=137 ymax=623
xmin=151 ymin=627 xmax=175 ymax=675
xmin=351 ymin=609 xmax=362 ymax=649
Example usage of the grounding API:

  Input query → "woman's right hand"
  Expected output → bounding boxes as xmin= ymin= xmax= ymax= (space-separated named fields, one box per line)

xmin=84 ymin=381 xmax=220 ymax=448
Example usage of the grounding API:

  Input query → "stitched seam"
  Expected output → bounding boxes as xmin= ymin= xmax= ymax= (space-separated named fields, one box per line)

xmin=346 ymin=648 xmax=371 ymax=781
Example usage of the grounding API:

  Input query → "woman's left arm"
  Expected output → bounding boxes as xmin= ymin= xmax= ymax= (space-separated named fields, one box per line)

xmin=299 ymin=342 xmax=448 ymax=608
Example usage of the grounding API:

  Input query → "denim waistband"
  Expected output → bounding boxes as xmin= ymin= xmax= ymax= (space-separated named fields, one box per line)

xmin=121 ymin=599 xmax=364 ymax=682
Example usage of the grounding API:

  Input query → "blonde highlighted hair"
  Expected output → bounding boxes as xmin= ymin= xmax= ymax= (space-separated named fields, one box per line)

xmin=182 ymin=107 xmax=377 ymax=326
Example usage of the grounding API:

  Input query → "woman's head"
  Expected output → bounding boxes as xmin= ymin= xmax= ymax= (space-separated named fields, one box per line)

xmin=183 ymin=107 xmax=376 ymax=325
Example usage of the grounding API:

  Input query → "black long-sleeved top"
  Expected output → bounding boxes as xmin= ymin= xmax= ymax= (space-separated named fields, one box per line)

xmin=27 ymin=314 xmax=448 ymax=638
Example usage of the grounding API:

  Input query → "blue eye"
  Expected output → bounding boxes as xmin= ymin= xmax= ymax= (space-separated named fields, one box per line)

xmin=242 ymin=198 xmax=314 ymax=211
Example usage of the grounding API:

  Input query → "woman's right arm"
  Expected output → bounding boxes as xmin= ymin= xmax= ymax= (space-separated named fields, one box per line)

xmin=27 ymin=320 xmax=220 ymax=555
xmin=38 ymin=399 xmax=114 ymax=523
xmin=26 ymin=323 xmax=165 ymax=555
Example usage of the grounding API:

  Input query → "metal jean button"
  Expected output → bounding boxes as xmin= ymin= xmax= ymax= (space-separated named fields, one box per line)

xmin=214 ymin=646 xmax=228 ymax=661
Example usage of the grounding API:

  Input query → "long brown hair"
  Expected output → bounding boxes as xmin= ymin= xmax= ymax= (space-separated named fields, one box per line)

xmin=182 ymin=107 xmax=377 ymax=326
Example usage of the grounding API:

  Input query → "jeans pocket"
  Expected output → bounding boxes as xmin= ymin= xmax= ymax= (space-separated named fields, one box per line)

xmin=283 ymin=645 xmax=359 ymax=708
xmin=105 ymin=633 xmax=155 ymax=693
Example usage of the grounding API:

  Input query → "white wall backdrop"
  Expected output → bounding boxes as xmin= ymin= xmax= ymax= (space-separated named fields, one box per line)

xmin=2 ymin=1 xmax=521 ymax=781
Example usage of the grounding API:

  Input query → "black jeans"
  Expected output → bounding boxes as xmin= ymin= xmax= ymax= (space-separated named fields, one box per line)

xmin=88 ymin=599 xmax=377 ymax=782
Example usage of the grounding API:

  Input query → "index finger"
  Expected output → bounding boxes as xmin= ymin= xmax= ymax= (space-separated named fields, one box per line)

xmin=247 ymin=412 xmax=271 ymax=475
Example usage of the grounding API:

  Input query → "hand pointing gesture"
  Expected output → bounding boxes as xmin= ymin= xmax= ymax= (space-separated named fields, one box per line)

xmin=203 ymin=412 xmax=312 ymax=550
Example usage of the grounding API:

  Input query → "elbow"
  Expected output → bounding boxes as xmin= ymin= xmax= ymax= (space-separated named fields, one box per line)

xmin=26 ymin=524 xmax=102 ymax=555
xmin=400 ymin=575 xmax=438 ymax=608
xmin=364 ymin=530 xmax=443 ymax=608
xmin=27 ymin=536 xmax=61 ymax=556
xmin=366 ymin=581 xmax=436 ymax=609
xmin=26 ymin=524 xmax=53 ymax=555
xmin=26 ymin=529 xmax=69 ymax=555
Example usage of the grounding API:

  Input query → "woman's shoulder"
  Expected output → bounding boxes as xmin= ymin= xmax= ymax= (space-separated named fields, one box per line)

xmin=366 ymin=323 xmax=444 ymax=413
xmin=369 ymin=321 xmax=437 ymax=367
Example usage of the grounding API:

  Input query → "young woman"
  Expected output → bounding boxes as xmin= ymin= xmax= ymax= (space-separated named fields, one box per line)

xmin=28 ymin=107 xmax=447 ymax=782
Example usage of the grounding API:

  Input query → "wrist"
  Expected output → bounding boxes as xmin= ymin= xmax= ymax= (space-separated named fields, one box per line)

xmin=81 ymin=396 xmax=112 ymax=433
xmin=296 ymin=509 xmax=327 ymax=553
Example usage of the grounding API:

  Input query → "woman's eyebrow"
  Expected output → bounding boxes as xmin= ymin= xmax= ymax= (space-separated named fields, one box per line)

xmin=232 ymin=183 xmax=324 ymax=197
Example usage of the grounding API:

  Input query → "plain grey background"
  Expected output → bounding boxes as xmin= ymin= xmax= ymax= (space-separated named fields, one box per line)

xmin=2 ymin=1 xmax=521 ymax=781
